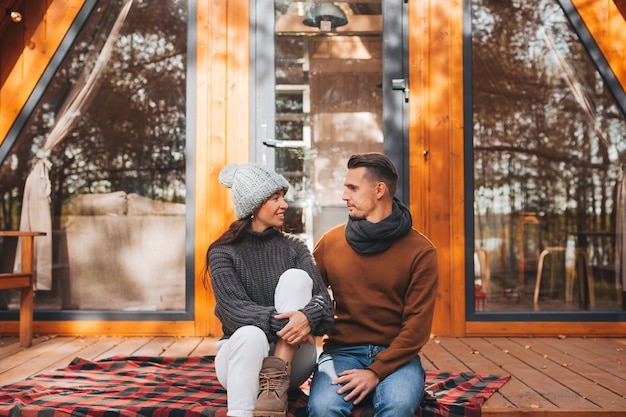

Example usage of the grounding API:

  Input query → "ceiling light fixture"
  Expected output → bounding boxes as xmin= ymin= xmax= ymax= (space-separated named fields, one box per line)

xmin=6 ymin=8 xmax=22 ymax=23
xmin=302 ymin=3 xmax=348 ymax=32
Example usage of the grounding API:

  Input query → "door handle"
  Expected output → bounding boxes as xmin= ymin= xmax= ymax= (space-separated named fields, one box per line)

xmin=392 ymin=78 xmax=409 ymax=103
xmin=262 ymin=140 xmax=279 ymax=148
xmin=262 ymin=139 xmax=307 ymax=148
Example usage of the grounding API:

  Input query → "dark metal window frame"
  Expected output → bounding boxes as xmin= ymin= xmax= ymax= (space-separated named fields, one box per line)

xmin=0 ymin=0 xmax=196 ymax=322
xmin=463 ymin=0 xmax=626 ymax=322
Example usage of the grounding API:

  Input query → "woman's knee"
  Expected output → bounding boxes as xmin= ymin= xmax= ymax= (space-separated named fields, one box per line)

xmin=229 ymin=325 xmax=269 ymax=354
xmin=275 ymin=268 xmax=313 ymax=312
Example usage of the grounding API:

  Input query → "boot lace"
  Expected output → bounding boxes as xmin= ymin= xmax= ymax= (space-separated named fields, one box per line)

xmin=258 ymin=369 xmax=287 ymax=397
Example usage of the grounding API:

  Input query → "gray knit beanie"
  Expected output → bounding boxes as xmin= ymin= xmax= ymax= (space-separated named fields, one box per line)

xmin=218 ymin=163 xmax=290 ymax=219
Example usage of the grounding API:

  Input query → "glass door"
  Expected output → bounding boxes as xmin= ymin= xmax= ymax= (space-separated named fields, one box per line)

xmin=252 ymin=0 xmax=406 ymax=248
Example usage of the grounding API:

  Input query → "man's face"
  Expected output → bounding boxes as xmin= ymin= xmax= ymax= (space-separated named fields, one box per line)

xmin=342 ymin=167 xmax=377 ymax=221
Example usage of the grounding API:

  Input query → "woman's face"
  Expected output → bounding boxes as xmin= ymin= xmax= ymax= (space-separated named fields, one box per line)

xmin=250 ymin=190 xmax=289 ymax=232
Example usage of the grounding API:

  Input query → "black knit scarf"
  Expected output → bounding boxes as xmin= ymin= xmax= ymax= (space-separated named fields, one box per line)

xmin=345 ymin=197 xmax=413 ymax=254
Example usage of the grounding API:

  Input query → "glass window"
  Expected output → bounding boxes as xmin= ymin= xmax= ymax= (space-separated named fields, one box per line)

xmin=471 ymin=0 xmax=626 ymax=313
xmin=264 ymin=1 xmax=385 ymax=248
xmin=0 ymin=0 xmax=188 ymax=313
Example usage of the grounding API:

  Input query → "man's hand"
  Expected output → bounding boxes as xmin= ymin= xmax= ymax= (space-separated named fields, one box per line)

xmin=333 ymin=369 xmax=380 ymax=405
xmin=275 ymin=311 xmax=314 ymax=345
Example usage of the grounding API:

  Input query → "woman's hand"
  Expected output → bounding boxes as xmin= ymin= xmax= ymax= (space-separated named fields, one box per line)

xmin=275 ymin=311 xmax=314 ymax=345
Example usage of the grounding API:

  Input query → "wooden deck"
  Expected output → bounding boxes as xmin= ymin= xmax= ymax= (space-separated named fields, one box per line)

xmin=0 ymin=335 xmax=625 ymax=416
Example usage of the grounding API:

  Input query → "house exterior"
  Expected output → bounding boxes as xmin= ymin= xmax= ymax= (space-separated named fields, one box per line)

xmin=0 ymin=0 xmax=625 ymax=338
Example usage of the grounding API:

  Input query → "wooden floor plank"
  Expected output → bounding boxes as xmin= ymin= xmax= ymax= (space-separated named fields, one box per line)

xmin=508 ymin=337 xmax=626 ymax=410
xmin=0 ymin=337 xmax=94 ymax=383
xmin=34 ymin=337 xmax=101 ymax=373
xmin=0 ymin=336 xmax=72 ymax=375
xmin=485 ymin=338 xmax=598 ymax=409
xmin=461 ymin=337 xmax=556 ymax=410
xmin=0 ymin=337 xmax=21 ymax=361
xmin=131 ymin=336 xmax=176 ymax=357
xmin=590 ymin=337 xmax=626 ymax=352
xmin=566 ymin=338 xmax=626 ymax=371
xmin=523 ymin=337 xmax=626 ymax=398
xmin=161 ymin=336 xmax=203 ymax=357
xmin=190 ymin=337 xmax=217 ymax=356
xmin=538 ymin=337 xmax=626 ymax=382
xmin=92 ymin=337 xmax=153 ymax=361
xmin=421 ymin=338 xmax=471 ymax=371
xmin=420 ymin=352 xmax=436 ymax=370
xmin=45 ymin=337 xmax=127 ymax=371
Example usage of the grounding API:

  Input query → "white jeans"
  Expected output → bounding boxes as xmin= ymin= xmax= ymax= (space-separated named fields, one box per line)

xmin=214 ymin=268 xmax=318 ymax=417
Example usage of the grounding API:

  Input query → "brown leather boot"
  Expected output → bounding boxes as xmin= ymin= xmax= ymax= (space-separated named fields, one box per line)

xmin=252 ymin=356 xmax=290 ymax=417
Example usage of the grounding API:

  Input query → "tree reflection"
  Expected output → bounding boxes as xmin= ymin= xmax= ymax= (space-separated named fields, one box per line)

xmin=0 ymin=0 xmax=187 ymax=231
xmin=472 ymin=0 xmax=626 ymax=310
xmin=0 ymin=0 xmax=188 ymax=311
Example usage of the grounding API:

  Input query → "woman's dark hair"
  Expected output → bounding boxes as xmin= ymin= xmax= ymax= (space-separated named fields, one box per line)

xmin=347 ymin=153 xmax=399 ymax=197
xmin=202 ymin=217 xmax=252 ymax=289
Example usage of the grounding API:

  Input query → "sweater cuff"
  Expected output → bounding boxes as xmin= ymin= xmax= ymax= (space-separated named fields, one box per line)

xmin=300 ymin=295 xmax=326 ymax=335
xmin=367 ymin=361 xmax=392 ymax=382
xmin=269 ymin=311 xmax=287 ymax=333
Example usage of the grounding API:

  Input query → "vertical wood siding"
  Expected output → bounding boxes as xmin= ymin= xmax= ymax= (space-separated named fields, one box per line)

xmin=409 ymin=0 xmax=465 ymax=336
xmin=572 ymin=0 xmax=626 ymax=91
xmin=194 ymin=0 xmax=250 ymax=337
xmin=0 ymin=0 xmax=84 ymax=144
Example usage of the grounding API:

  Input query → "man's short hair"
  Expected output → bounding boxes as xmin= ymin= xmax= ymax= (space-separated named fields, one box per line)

xmin=347 ymin=153 xmax=399 ymax=197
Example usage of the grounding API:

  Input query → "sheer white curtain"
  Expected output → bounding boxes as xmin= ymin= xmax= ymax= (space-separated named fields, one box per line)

xmin=16 ymin=0 xmax=133 ymax=290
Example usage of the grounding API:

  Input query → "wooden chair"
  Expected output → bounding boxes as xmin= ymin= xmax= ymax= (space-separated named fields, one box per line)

xmin=474 ymin=248 xmax=490 ymax=311
xmin=0 ymin=231 xmax=46 ymax=347
xmin=475 ymin=248 xmax=491 ymax=295
xmin=532 ymin=246 xmax=566 ymax=304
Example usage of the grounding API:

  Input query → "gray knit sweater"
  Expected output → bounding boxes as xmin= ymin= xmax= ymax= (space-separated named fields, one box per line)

xmin=208 ymin=228 xmax=334 ymax=343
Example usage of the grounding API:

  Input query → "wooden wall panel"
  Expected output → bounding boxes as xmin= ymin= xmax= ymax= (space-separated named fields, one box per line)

xmin=571 ymin=0 xmax=626 ymax=91
xmin=409 ymin=0 xmax=465 ymax=336
xmin=194 ymin=0 xmax=250 ymax=337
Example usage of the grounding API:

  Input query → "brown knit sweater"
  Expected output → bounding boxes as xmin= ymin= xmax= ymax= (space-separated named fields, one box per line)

xmin=313 ymin=223 xmax=439 ymax=381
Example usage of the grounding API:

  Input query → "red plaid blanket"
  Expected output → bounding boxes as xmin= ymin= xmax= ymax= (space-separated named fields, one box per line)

xmin=0 ymin=356 xmax=510 ymax=417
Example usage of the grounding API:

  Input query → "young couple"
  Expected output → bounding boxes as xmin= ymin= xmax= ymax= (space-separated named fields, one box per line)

xmin=204 ymin=152 xmax=439 ymax=417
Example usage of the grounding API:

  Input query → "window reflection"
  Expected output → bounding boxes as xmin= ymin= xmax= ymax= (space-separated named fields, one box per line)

xmin=0 ymin=0 xmax=187 ymax=312
xmin=273 ymin=1 xmax=384 ymax=246
xmin=472 ymin=0 xmax=626 ymax=312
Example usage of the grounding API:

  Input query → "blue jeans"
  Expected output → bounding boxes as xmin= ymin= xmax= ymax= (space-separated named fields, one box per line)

xmin=307 ymin=345 xmax=425 ymax=417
